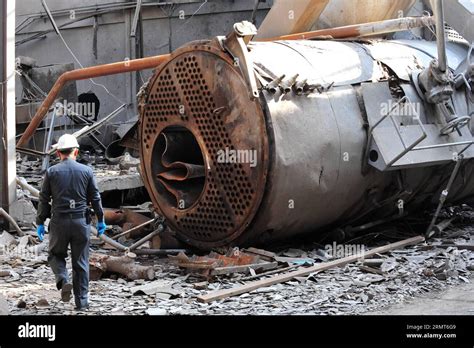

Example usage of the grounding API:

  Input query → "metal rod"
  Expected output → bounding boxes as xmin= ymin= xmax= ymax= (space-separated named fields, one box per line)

xmin=41 ymin=107 xmax=57 ymax=172
xmin=250 ymin=0 xmax=260 ymax=24
xmin=16 ymin=54 xmax=170 ymax=147
xmin=91 ymin=226 xmax=128 ymax=251
xmin=258 ymin=16 xmax=435 ymax=42
xmin=426 ymin=157 xmax=463 ymax=237
xmin=413 ymin=140 xmax=474 ymax=150
xmin=130 ymin=0 xmax=142 ymax=37
xmin=57 ymin=103 xmax=108 ymax=151
xmin=16 ymin=147 xmax=48 ymax=157
xmin=129 ymin=224 xmax=164 ymax=251
xmin=434 ymin=0 xmax=447 ymax=73
xmin=62 ymin=104 xmax=126 ymax=144
xmin=432 ymin=218 xmax=454 ymax=235
xmin=458 ymin=142 xmax=473 ymax=156
xmin=111 ymin=217 xmax=157 ymax=240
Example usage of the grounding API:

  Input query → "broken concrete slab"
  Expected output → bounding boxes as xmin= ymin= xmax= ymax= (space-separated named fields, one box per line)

xmin=0 ymin=294 xmax=9 ymax=315
xmin=16 ymin=235 xmax=30 ymax=250
xmin=0 ymin=231 xmax=17 ymax=247
xmin=145 ymin=307 xmax=167 ymax=315
xmin=96 ymin=172 xmax=143 ymax=193
xmin=9 ymin=197 xmax=37 ymax=228
xmin=131 ymin=280 xmax=179 ymax=297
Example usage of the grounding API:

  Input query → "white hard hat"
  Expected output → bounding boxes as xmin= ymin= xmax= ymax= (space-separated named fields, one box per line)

xmin=56 ymin=134 xmax=79 ymax=150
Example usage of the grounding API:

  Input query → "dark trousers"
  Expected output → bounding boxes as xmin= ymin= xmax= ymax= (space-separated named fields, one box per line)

xmin=48 ymin=215 xmax=90 ymax=308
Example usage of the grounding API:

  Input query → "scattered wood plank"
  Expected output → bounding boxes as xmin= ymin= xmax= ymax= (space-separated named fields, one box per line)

xmin=239 ymin=264 xmax=300 ymax=281
xmin=210 ymin=261 xmax=279 ymax=276
xmin=197 ymin=236 xmax=424 ymax=303
xmin=243 ymin=247 xmax=276 ymax=261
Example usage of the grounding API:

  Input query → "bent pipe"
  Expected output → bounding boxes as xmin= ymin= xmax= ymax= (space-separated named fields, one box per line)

xmin=17 ymin=54 xmax=170 ymax=148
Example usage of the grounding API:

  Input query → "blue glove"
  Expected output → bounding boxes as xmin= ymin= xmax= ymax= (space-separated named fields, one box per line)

xmin=96 ymin=220 xmax=106 ymax=237
xmin=37 ymin=224 xmax=45 ymax=241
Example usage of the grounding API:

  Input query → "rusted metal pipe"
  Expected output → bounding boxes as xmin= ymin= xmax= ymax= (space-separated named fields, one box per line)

xmin=16 ymin=54 xmax=170 ymax=147
xmin=257 ymin=16 xmax=435 ymax=42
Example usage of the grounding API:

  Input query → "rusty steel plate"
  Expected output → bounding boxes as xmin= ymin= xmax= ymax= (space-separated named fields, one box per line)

xmin=139 ymin=41 xmax=269 ymax=249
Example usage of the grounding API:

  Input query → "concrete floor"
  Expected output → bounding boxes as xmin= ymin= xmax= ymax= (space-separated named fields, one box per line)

xmin=369 ymin=281 xmax=474 ymax=315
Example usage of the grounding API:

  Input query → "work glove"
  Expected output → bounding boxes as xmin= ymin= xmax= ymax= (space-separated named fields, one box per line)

xmin=96 ymin=220 xmax=106 ymax=237
xmin=37 ymin=224 xmax=45 ymax=242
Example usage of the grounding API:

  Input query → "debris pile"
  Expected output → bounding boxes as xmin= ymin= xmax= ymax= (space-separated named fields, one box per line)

xmin=1 ymin=218 xmax=472 ymax=315
xmin=1 ymin=174 xmax=473 ymax=316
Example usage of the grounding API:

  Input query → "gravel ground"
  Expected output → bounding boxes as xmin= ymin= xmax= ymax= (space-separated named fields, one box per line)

xmin=2 ymin=223 xmax=473 ymax=316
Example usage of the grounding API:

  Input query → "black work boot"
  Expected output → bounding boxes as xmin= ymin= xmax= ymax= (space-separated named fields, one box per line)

xmin=60 ymin=282 xmax=73 ymax=302
xmin=74 ymin=303 xmax=89 ymax=311
xmin=74 ymin=296 xmax=89 ymax=311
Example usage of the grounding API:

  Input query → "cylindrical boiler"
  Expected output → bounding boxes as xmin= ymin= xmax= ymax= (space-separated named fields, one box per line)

xmin=138 ymin=35 xmax=474 ymax=249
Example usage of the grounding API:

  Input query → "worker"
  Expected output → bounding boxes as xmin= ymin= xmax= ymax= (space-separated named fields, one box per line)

xmin=35 ymin=134 xmax=106 ymax=310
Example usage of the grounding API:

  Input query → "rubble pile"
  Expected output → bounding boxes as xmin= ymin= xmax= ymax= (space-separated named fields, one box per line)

xmin=1 ymin=171 xmax=473 ymax=315
xmin=16 ymin=153 xmax=142 ymax=196
xmin=1 ymin=212 xmax=473 ymax=315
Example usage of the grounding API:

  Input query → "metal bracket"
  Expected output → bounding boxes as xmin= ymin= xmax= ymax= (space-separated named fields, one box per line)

xmin=366 ymin=96 xmax=427 ymax=168
xmin=221 ymin=21 xmax=259 ymax=99
xmin=367 ymin=96 xmax=474 ymax=170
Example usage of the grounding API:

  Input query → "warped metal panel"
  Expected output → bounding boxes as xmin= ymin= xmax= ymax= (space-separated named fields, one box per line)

xmin=364 ymin=40 xmax=469 ymax=81
xmin=250 ymin=40 xmax=384 ymax=86
xmin=256 ymin=0 xmax=329 ymax=39
xmin=318 ymin=0 xmax=416 ymax=29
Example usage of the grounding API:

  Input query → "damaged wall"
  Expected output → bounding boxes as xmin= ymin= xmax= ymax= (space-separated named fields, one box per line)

xmin=1 ymin=0 xmax=16 ymax=210
xmin=15 ymin=0 xmax=273 ymax=145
